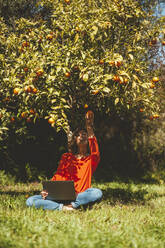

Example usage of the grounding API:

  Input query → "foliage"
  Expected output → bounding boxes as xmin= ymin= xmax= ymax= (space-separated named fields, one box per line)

xmin=0 ymin=0 xmax=164 ymax=138
xmin=0 ymin=180 xmax=165 ymax=248
xmin=0 ymin=170 xmax=16 ymax=185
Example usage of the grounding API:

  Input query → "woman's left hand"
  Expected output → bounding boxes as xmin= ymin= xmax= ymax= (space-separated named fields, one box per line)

xmin=85 ymin=110 xmax=94 ymax=127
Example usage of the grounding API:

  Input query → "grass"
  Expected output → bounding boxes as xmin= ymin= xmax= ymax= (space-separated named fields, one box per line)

xmin=0 ymin=175 xmax=165 ymax=248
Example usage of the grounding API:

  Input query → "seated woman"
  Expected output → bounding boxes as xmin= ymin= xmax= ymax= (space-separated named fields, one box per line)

xmin=26 ymin=111 xmax=102 ymax=211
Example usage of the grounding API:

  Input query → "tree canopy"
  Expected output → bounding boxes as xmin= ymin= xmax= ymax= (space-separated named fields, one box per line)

xmin=0 ymin=0 xmax=164 ymax=139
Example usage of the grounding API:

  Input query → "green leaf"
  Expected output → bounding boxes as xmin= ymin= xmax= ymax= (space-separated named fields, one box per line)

xmin=132 ymin=81 xmax=136 ymax=88
xmin=115 ymin=98 xmax=119 ymax=105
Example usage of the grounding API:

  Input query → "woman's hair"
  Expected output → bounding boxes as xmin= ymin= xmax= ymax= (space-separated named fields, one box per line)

xmin=67 ymin=128 xmax=87 ymax=154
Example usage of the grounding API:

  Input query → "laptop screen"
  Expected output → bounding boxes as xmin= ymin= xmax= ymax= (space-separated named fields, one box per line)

xmin=42 ymin=181 xmax=76 ymax=201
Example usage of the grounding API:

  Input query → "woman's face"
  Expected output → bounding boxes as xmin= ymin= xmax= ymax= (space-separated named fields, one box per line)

xmin=76 ymin=130 xmax=88 ymax=146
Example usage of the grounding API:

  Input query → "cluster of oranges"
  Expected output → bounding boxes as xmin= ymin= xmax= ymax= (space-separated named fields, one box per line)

xmin=113 ymin=75 xmax=128 ymax=84
xmin=109 ymin=60 xmax=122 ymax=67
xmin=139 ymin=108 xmax=159 ymax=120
xmin=150 ymin=76 xmax=159 ymax=89
xmin=9 ymin=109 xmax=36 ymax=124
xmin=13 ymin=85 xmax=38 ymax=95
xmin=98 ymin=59 xmax=123 ymax=68
xmin=149 ymin=114 xmax=159 ymax=120
xmin=149 ymin=38 xmax=165 ymax=47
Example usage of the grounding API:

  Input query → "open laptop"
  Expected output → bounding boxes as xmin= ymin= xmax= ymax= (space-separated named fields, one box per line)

xmin=42 ymin=181 xmax=76 ymax=201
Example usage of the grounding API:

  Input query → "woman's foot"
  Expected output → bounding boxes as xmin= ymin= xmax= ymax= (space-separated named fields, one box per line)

xmin=62 ymin=204 xmax=75 ymax=211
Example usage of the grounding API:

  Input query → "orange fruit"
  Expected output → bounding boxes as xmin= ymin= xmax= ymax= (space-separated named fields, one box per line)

xmin=150 ymin=83 xmax=155 ymax=89
xmin=29 ymin=109 xmax=35 ymax=115
xmin=24 ymin=67 xmax=28 ymax=72
xmin=153 ymin=114 xmax=159 ymax=119
xmin=65 ymin=72 xmax=71 ymax=78
xmin=13 ymin=88 xmax=20 ymax=95
xmin=162 ymin=41 xmax=165 ymax=46
xmin=149 ymin=116 xmax=154 ymax=120
xmin=4 ymin=97 xmax=10 ymax=102
xmin=113 ymin=75 xmax=120 ymax=82
xmin=115 ymin=61 xmax=122 ymax=67
xmin=21 ymin=112 xmax=27 ymax=118
xmin=109 ymin=61 xmax=115 ymax=66
xmin=152 ymin=76 xmax=159 ymax=83
xmin=32 ymin=88 xmax=38 ymax=94
xmin=151 ymin=38 xmax=157 ymax=45
xmin=65 ymin=0 xmax=70 ymax=4
xmin=92 ymin=90 xmax=99 ymax=95
xmin=24 ymin=86 xmax=32 ymax=93
xmin=46 ymin=34 xmax=53 ymax=40
xmin=36 ymin=69 xmax=44 ymax=77
xmin=10 ymin=117 xmax=15 ymax=122
xmin=123 ymin=78 xmax=128 ymax=84
xmin=99 ymin=59 xmax=104 ymax=64
xmin=84 ymin=104 xmax=88 ymax=109
xmin=48 ymin=117 xmax=55 ymax=124
xmin=22 ymin=41 xmax=30 ymax=48
xmin=139 ymin=108 xmax=144 ymax=112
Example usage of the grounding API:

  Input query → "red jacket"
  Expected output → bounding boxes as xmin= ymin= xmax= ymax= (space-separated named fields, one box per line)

xmin=51 ymin=136 xmax=100 ymax=193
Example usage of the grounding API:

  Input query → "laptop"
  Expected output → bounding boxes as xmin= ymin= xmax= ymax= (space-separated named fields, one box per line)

xmin=42 ymin=180 xmax=76 ymax=201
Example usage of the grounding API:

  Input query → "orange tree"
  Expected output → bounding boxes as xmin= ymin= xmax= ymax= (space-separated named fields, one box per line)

xmin=0 ymin=0 xmax=164 ymax=142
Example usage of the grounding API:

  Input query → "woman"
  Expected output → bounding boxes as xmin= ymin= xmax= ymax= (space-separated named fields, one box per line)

xmin=26 ymin=111 xmax=102 ymax=211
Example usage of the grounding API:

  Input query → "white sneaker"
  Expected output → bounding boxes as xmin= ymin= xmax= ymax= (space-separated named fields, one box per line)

xmin=62 ymin=205 xmax=75 ymax=211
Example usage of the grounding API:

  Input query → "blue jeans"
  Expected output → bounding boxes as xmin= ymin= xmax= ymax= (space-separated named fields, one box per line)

xmin=26 ymin=188 xmax=102 ymax=210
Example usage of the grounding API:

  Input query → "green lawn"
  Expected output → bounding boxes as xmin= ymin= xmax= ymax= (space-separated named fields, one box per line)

xmin=0 ymin=178 xmax=165 ymax=248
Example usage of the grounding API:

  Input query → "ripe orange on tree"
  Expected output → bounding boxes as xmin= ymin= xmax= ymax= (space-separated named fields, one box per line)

xmin=152 ymin=76 xmax=159 ymax=83
xmin=13 ymin=88 xmax=20 ymax=95
xmin=22 ymin=41 xmax=30 ymax=48
xmin=84 ymin=104 xmax=88 ymax=109
xmin=65 ymin=0 xmax=70 ymax=4
xmin=150 ymin=83 xmax=155 ymax=89
xmin=29 ymin=109 xmax=35 ymax=115
xmin=46 ymin=34 xmax=53 ymax=40
xmin=92 ymin=90 xmax=99 ymax=95
xmin=10 ymin=117 xmax=15 ymax=122
xmin=99 ymin=59 xmax=104 ymax=65
xmin=48 ymin=117 xmax=55 ymax=124
xmin=65 ymin=72 xmax=71 ymax=78
xmin=32 ymin=88 xmax=38 ymax=94
xmin=162 ymin=41 xmax=165 ymax=46
xmin=21 ymin=112 xmax=28 ymax=118
xmin=24 ymin=86 xmax=32 ymax=93
xmin=149 ymin=38 xmax=157 ymax=46
xmin=123 ymin=78 xmax=128 ymax=84
xmin=109 ymin=61 xmax=115 ymax=66
xmin=153 ymin=114 xmax=159 ymax=119
xmin=115 ymin=61 xmax=122 ymax=67
xmin=139 ymin=108 xmax=144 ymax=112
xmin=24 ymin=67 xmax=28 ymax=72
xmin=113 ymin=75 xmax=120 ymax=82
xmin=36 ymin=69 xmax=44 ymax=77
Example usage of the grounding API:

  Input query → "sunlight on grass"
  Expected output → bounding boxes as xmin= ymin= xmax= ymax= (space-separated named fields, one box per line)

xmin=0 ymin=180 xmax=165 ymax=248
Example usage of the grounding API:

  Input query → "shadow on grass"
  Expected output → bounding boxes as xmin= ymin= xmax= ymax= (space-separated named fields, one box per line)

xmin=102 ymin=187 xmax=165 ymax=205
xmin=0 ymin=190 xmax=40 ymax=197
